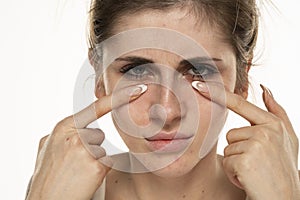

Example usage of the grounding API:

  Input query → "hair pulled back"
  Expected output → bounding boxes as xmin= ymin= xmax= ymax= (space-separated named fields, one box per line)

xmin=88 ymin=0 xmax=260 ymax=93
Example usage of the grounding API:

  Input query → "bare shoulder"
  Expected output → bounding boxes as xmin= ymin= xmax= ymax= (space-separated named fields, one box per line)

xmin=105 ymin=153 xmax=134 ymax=200
xmin=103 ymin=154 xmax=246 ymax=200
xmin=105 ymin=169 xmax=134 ymax=200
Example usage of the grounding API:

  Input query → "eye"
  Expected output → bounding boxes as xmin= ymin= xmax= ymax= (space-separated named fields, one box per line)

xmin=130 ymin=65 xmax=147 ymax=75
xmin=183 ymin=64 xmax=218 ymax=81
xmin=119 ymin=64 xmax=153 ymax=80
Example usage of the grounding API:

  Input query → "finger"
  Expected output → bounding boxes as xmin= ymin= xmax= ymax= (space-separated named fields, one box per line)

xmin=226 ymin=126 xmax=253 ymax=144
xmin=222 ymin=155 xmax=245 ymax=190
xmin=98 ymin=156 xmax=114 ymax=169
xmin=78 ymin=128 xmax=105 ymax=145
xmin=224 ymin=140 xmax=251 ymax=157
xmin=192 ymin=81 xmax=276 ymax=125
xmin=35 ymin=135 xmax=50 ymax=170
xmin=260 ymin=84 xmax=296 ymax=135
xmin=85 ymin=145 xmax=106 ymax=160
xmin=73 ymin=84 xmax=147 ymax=129
xmin=38 ymin=135 xmax=50 ymax=153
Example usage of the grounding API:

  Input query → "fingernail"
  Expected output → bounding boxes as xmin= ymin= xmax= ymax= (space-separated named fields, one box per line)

xmin=192 ymin=81 xmax=208 ymax=93
xmin=260 ymin=84 xmax=274 ymax=99
xmin=129 ymin=84 xmax=148 ymax=97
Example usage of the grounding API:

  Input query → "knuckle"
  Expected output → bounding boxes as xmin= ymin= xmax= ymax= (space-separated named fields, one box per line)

xmin=94 ymin=128 xmax=104 ymax=134
xmin=54 ymin=116 xmax=74 ymax=132
xmin=274 ymin=120 xmax=285 ymax=133
xmin=38 ymin=135 xmax=50 ymax=151
xmin=236 ymin=155 xmax=251 ymax=172
xmin=93 ymin=162 xmax=107 ymax=177
xmin=223 ymin=155 xmax=253 ymax=176
xmin=68 ymin=143 xmax=89 ymax=159
xmin=256 ymin=127 xmax=270 ymax=141
xmin=223 ymin=145 xmax=231 ymax=156
xmin=249 ymin=140 xmax=263 ymax=153
xmin=226 ymin=129 xmax=237 ymax=143
xmin=99 ymin=147 xmax=106 ymax=155
xmin=39 ymin=135 xmax=49 ymax=146
xmin=69 ymin=134 xmax=82 ymax=146
xmin=268 ymin=117 xmax=285 ymax=135
xmin=92 ymin=128 xmax=105 ymax=138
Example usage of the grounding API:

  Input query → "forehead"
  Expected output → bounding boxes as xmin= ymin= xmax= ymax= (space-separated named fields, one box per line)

xmin=106 ymin=8 xmax=235 ymax=63
xmin=112 ymin=8 xmax=232 ymax=52
xmin=100 ymin=8 xmax=236 ymax=70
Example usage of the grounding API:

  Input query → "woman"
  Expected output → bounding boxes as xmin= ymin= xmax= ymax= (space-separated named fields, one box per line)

xmin=26 ymin=0 xmax=300 ymax=199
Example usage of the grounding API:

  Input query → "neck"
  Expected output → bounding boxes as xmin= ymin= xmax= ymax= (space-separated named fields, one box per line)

xmin=130 ymin=146 xmax=222 ymax=200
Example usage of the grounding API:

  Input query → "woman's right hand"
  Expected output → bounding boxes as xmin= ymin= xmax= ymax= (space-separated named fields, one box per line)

xmin=26 ymin=84 xmax=147 ymax=200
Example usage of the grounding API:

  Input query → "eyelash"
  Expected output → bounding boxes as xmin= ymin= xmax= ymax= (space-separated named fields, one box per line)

xmin=183 ymin=64 xmax=218 ymax=81
xmin=119 ymin=63 xmax=151 ymax=80
xmin=119 ymin=63 xmax=217 ymax=81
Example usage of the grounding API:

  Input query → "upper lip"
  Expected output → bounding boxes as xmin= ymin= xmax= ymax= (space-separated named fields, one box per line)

xmin=146 ymin=132 xmax=193 ymax=141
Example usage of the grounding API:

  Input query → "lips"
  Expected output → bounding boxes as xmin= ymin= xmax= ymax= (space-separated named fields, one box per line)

xmin=145 ymin=132 xmax=193 ymax=152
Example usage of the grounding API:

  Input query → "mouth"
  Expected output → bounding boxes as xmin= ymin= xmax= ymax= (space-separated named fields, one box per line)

xmin=145 ymin=132 xmax=194 ymax=153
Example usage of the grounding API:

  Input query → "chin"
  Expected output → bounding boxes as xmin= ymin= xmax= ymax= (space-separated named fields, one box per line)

xmin=150 ymin=150 xmax=200 ymax=178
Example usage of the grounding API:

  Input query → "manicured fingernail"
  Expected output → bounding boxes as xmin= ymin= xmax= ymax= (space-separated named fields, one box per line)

xmin=129 ymin=84 xmax=148 ymax=97
xmin=192 ymin=81 xmax=208 ymax=93
xmin=260 ymin=84 xmax=274 ymax=99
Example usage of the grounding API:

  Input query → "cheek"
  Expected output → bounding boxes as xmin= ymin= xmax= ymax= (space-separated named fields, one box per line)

xmin=222 ymin=66 xmax=237 ymax=93
xmin=128 ymin=96 xmax=151 ymax=126
xmin=102 ymin=71 xmax=124 ymax=95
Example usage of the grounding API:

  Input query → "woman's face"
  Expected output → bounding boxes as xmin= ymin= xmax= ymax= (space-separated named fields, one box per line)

xmin=96 ymin=8 xmax=238 ymax=177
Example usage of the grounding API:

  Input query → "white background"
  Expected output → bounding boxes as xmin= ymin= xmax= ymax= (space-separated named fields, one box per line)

xmin=0 ymin=0 xmax=300 ymax=199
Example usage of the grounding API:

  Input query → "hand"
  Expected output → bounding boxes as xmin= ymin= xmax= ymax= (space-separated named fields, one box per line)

xmin=26 ymin=84 xmax=147 ymax=200
xmin=192 ymin=81 xmax=300 ymax=200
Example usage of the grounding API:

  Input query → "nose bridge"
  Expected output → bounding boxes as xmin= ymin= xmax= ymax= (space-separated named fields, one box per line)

xmin=160 ymin=85 xmax=177 ymax=107
xmin=159 ymin=65 xmax=177 ymax=107
xmin=157 ymin=73 xmax=184 ymax=124
xmin=159 ymin=64 xmax=177 ymax=91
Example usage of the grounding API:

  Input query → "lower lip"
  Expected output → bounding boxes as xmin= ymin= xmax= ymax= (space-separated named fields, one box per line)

xmin=145 ymin=138 xmax=193 ymax=153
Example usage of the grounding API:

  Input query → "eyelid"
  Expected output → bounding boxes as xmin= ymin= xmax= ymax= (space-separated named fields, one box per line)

xmin=119 ymin=63 xmax=138 ymax=73
xmin=119 ymin=61 xmax=219 ymax=76
xmin=192 ymin=62 xmax=217 ymax=70
xmin=179 ymin=62 xmax=217 ymax=74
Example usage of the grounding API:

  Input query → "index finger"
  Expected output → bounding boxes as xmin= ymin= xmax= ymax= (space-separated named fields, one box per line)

xmin=192 ymin=81 xmax=276 ymax=125
xmin=73 ymin=84 xmax=147 ymax=129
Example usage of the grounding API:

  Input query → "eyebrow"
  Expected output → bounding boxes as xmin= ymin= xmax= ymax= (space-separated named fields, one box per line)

xmin=179 ymin=57 xmax=223 ymax=66
xmin=115 ymin=56 xmax=222 ymax=66
xmin=115 ymin=56 xmax=154 ymax=64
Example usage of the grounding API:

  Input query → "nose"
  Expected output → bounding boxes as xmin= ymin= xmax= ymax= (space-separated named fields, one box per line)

xmin=149 ymin=85 xmax=187 ymax=130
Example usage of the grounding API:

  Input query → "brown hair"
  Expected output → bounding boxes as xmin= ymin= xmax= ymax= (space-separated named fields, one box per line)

xmin=87 ymin=0 xmax=259 ymax=94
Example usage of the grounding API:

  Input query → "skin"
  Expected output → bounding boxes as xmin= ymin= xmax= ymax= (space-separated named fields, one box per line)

xmin=26 ymin=7 xmax=300 ymax=200
xmin=99 ymin=9 xmax=241 ymax=199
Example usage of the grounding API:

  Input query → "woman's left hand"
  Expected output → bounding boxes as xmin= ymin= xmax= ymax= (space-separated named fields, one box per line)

xmin=192 ymin=81 xmax=300 ymax=200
